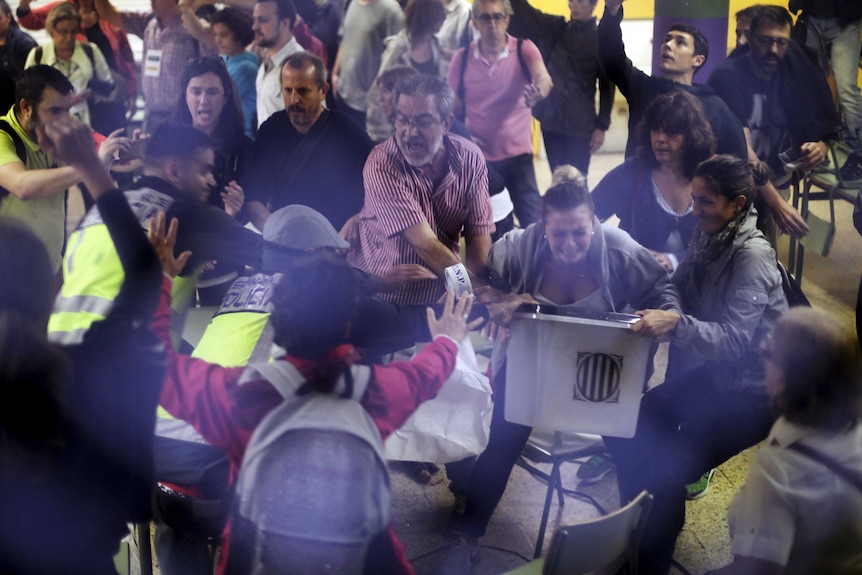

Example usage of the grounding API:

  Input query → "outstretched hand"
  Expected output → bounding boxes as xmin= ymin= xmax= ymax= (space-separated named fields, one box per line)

xmin=148 ymin=212 xmax=192 ymax=278
xmin=427 ymin=291 xmax=484 ymax=343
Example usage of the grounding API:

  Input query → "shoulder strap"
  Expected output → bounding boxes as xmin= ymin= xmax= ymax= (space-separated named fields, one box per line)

xmin=34 ymin=46 xmax=42 ymax=65
xmin=250 ymin=359 xmax=371 ymax=402
xmin=0 ymin=119 xmax=26 ymax=165
xmin=0 ymin=119 xmax=25 ymax=200
xmin=516 ymin=38 xmax=531 ymax=83
xmin=788 ymin=442 xmax=862 ymax=493
xmin=457 ymin=43 xmax=470 ymax=102
xmin=267 ymin=111 xmax=335 ymax=211
xmin=81 ymin=43 xmax=95 ymax=68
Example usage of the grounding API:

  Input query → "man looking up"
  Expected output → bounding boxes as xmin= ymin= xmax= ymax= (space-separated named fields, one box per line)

xmin=253 ymin=0 xmax=303 ymax=127
xmin=600 ymin=0 xmax=809 ymax=239
xmin=244 ymin=51 xmax=372 ymax=232
xmin=348 ymin=73 xmax=493 ymax=306
xmin=0 ymin=65 xmax=119 ymax=273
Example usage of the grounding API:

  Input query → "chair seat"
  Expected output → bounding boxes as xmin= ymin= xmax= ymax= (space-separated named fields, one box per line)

xmin=522 ymin=431 xmax=604 ymax=463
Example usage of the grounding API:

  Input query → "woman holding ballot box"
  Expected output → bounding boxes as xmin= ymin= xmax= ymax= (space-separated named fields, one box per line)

xmin=454 ymin=173 xmax=680 ymax=560
xmin=607 ymin=155 xmax=789 ymax=575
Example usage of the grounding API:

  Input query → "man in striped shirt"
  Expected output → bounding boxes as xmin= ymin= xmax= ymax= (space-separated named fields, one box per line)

xmin=348 ymin=73 xmax=493 ymax=306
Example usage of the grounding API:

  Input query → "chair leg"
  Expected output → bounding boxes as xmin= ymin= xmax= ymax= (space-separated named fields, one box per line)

xmin=553 ymin=464 xmax=565 ymax=508
xmin=535 ymin=465 xmax=558 ymax=559
xmin=533 ymin=462 xmax=567 ymax=558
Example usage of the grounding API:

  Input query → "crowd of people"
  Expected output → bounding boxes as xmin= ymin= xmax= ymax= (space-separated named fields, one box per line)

xmin=0 ymin=0 xmax=860 ymax=574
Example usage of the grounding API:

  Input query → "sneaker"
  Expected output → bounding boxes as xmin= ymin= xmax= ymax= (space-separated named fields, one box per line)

xmin=576 ymin=454 xmax=615 ymax=485
xmin=685 ymin=469 xmax=715 ymax=500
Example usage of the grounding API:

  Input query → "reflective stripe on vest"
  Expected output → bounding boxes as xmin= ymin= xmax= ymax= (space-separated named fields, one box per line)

xmin=190 ymin=273 xmax=282 ymax=368
xmin=48 ymin=188 xmax=176 ymax=344
xmin=156 ymin=273 xmax=283 ymax=438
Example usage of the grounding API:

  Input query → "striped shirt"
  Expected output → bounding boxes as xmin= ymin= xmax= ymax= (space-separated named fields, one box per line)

xmin=122 ymin=12 xmax=215 ymax=113
xmin=349 ymin=134 xmax=494 ymax=305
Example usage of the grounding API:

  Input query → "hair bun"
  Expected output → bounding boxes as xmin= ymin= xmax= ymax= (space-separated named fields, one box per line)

xmin=550 ymin=164 xmax=586 ymax=188
xmin=749 ymin=161 xmax=771 ymax=187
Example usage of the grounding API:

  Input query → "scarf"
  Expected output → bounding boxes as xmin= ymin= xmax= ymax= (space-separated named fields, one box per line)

xmin=691 ymin=208 xmax=748 ymax=290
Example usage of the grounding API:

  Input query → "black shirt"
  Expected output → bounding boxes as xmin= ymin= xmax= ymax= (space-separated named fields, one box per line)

xmin=244 ymin=109 xmax=373 ymax=230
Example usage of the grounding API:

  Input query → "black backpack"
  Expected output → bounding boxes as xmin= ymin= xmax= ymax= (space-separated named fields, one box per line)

xmin=0 ymin=119 xmax=26 ymax=200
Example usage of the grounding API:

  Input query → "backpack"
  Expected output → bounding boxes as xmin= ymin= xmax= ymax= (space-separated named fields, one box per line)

xmin=0 ymin=119 xmax=26 ymax=200
xmin=226 ymin=361 xmax=390 ymax=575
xmin=453 ymin=38 xmax=532 ymax=122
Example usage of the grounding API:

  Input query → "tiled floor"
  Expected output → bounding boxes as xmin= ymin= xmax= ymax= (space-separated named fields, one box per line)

xmin=384 ymin=151 xmax=860 ymax=575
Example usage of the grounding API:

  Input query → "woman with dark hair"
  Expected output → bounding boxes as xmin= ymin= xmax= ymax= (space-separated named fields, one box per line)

xmin=709 ymin=307 xmax=862 ymax=575
xmin=175 ymin=56 xmax=250 ymax=217
xmin=210 ymin=7 xmax=259 ymax=139
xmin=453 ymin=177 xmax=679 ymax=562
xmin=607 ymin=155 xmax=789 ymax=575
xmin=366 ymin=0 xmax=447 ymax=141
xmin=0 ymin=118 xmax=165 ymax=574
xmin=592 ymin=90 xmax=716 ymax=272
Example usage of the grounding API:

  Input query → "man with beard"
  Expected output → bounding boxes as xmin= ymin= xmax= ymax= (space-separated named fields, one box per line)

xmin=600 ymin=0 xmax=810 ymax=242
xmin=709 ymin=5 xmax=840 ymax=183
xmin=348 ymin=73 xmax=493 ymax=306
xmin=244 ymin=51 xmax=373 ymax=231
xmin=0 ymin=65 xmax=121 ymax=274
xmin=253 ymin=0 xmax=302 ymax=127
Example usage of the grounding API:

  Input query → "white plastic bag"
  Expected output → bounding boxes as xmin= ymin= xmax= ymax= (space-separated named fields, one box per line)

xmin=385 ymin=338 xmax=492 ymax=464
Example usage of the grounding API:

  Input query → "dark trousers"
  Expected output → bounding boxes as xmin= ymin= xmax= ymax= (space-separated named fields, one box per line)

xmin=604 ymin=366 xmax=774 ymax=575
xmin=461 ymin=366 xmax=533 ymax=537
xmin=488 ymin=154 xmax=542 ymax=227
xmin=153 ymin=437 xmax=230 ymax=575
xmin=542 ymin=129 xmax=593 ymax=176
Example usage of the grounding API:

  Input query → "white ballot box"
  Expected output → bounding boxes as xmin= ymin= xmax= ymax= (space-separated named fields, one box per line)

xmin=505 ymin=305 xmax=651 ymax=438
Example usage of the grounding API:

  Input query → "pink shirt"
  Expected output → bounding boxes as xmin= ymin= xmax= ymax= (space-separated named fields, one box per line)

xmin=448 ymin=34 xmax=541 ymax=162
xmin=348 ymin=134 xmax=494 ymax=305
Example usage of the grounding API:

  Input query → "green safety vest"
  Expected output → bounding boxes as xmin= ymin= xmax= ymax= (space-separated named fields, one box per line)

xmin=48 ymin=187 xmax=197 ymax=345
xmin=155 ymin=272 xmax=283 ymax=434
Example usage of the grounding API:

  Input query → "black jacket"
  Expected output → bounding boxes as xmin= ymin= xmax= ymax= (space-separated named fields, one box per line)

xmin=508 ymin=0 xmax=614 ymax=134
xmin=597 ymin=6 xmax=747 ymax=159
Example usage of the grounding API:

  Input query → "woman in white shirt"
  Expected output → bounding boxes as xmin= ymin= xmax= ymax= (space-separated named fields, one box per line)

xmin=24 ymin=2 xmax=114 ymax=127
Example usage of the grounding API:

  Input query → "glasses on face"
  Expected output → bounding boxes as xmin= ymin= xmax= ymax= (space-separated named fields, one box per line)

xmin=394 ymin=113 xmax=441 ymax=129
xmin=474 ymin=13 xmax=507 ymax=24
xmin=754 ymin=34 xmax=790 ymax=49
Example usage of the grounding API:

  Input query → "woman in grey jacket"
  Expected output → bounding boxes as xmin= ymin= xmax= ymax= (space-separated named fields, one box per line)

xmin=608 ymin=155 xmax=789 ymax=575
xmin=453 ymin=175 xmax=680 ymax=561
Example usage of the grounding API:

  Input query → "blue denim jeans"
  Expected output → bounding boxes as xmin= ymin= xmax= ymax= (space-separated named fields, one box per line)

xmin=805 ymin=16 xmax=862 ymax=147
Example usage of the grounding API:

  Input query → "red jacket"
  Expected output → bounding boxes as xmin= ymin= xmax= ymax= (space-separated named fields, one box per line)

xmin=153 ymin=277 xmax=458 ymax=575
